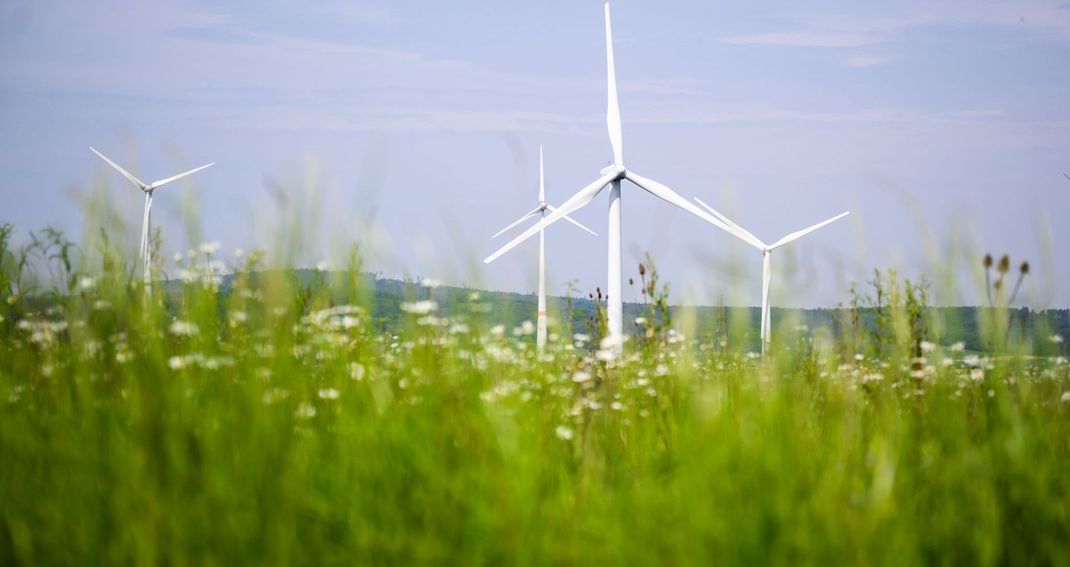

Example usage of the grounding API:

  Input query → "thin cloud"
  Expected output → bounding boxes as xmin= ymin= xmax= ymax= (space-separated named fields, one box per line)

xmin=720 ymin=31 xmax=882 ymax=48
xmin=845 ymin=55 xmax=892 ymax=67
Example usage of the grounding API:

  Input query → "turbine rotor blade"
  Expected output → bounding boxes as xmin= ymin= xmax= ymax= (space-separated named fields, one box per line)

xmin=90 ymin=147 xmax=147 ymax=190
xmin=624 ymin=171 xmax=739 ymax=236
xmin=768 ymin=211 xmax=850 ymax=250
xmin=149 ymin=162 xmax=215 ymax=190
xmin=604 ymin=3 xmax=624 ymax=165
xmin=484 ymin=171 xmax=616 ymax=264
xmin=492 ymin=206 xmax=542 ymax=238
xmin=546 ymin=205 xmax=598 ymax=236
xmin=693 ymin=197 xmax=766 ymax=250
xmin=539 ymin=145 xmax=545 ymax=203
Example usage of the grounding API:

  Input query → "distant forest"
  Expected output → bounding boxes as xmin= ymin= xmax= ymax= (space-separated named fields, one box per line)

xmin=196 ymin=270 xmax=1069 ymax=356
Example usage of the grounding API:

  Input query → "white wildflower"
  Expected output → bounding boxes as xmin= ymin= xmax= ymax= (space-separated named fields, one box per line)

xmin=599 ymin=335 xmax=622 ymax=350
xmin=416 ymin=315 xmax=443 ymax=327
xmin=295 ymin=402 xmax=316 ymax=419
xmin=920 ymin=341 xmax=936 ymax=353
xmin=422 ymin=278 xmax=441 ymax=289
xmin=1050 ymin=334 xmax=1064 ymax=344
xmin=198 ymin=241 xmax=221 ymax=255
xmin=490 ymin=324 xmax=505 ymax=336
xmin=400 ymin=300 xmax=437 ymax=315
xmin=610 ymin=401 xmax=624 ymax=411
xmin=168 ymin=320 xmax=200 ymax=337
xmin=634 ymin=317 xmax=647 ymax=326
xmin=173 ymin=252 xmax=184 ymax=263
xmin=950 ymin=342 xmax=965 ymax=352
xmin=571 ymin=371 xmax=591 ymax=384
xmin=77 ymin=276 xmax=95 ymax=291
xmin=862 ymin=372 xmax=884 ymax=383
xmin=317 ymin=388 xmax=340 ymax=400
xmin=1060 ymin=392 xmax=1070 ymax=403
xmin=596 ymin=349 xmax=617 ymax=362
xmin=168 ymin=356 xmax=185 ymax=370
xmin=554 ymin=425 xmax=574 ymax=441
xmin=229 ymin=310 xmax=248 ymax=325
xmin=350 ymin=362 xmax=365 ymax=381
xmin=234 ymin=248 xmax=244 ymax=258
xmin=970 ymin=369 xmax=984 ymax=382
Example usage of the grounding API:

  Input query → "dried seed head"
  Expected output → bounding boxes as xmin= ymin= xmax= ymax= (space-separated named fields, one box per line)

xmin=983 ymin=254 xmax=993 ymax=268
xmin=998 ymin=254 xmax=1010 ymax=273
xmin=638 ymin=263 xmax=646 ymax=276
xmin=1020 ymin=261 xmax=1030 ymax=275
xmin=994 ymin=280 xmax=1002 ymax=291
xmin=628 ymin=278 xmax=634 ymax=286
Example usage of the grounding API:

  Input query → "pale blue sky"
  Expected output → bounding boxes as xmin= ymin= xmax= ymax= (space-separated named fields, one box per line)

xmin=1 ymin=0 xmax=1068 ymax=307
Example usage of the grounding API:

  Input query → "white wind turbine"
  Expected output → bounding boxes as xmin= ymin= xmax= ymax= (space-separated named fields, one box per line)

xmin=490 ymin=145 xmax=597 ymax=349
xmin=484 ymin=3 xmax=737 ymax=351
xmin=693 ymin=197 xmax=848 ymax=353
xmin=90 ymin=147 xmax=214 ymax=291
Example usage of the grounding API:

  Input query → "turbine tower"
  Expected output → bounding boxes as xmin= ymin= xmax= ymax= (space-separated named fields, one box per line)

xmin=694 ymin=197 xmax=848 ymax=353
xmin=489 ymin=146 xmax=596 ymax=349
xmin=484 ymin=3 xmax=737 ymax=351
xmin=90 ymin=147 xmax=214 ymax=292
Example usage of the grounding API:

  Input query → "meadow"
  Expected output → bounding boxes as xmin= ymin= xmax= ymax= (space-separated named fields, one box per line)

xmin=1 ymin=224 xmax=1069 ymax=565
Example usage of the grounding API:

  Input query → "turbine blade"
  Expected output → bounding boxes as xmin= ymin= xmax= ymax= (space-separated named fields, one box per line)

xmin=624 ymin=171 xmax=739 ymax=236
xmin=693 ymin=197 xmax=766 ymax=250
xmin=90 ymin=147 xmax=146 ymax=189
xmin=604 ymin=3 xmax=624 ymax=165
xmin=547 ymin=205 xmax=598 ymax=236
xmin=539 ymin=145 xmax=545 ymax=203
xmin=485 ymin=171 xmax=615 ymax=264
xmin=492 ymin=206 xmax=542 ymax=238
xmin=149 ymin=162 xmax=215 ymax=190
xmin=769 ymin=212 xmax=850 ymax=250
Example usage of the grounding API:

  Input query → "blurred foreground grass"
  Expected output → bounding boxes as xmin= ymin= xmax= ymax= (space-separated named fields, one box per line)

xmin=1 ymin=225 xmax=1069 ymax=565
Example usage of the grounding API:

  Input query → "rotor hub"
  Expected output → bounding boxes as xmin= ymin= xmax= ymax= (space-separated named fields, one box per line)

xmin=600 ymin=164 xmax=626 ymax=179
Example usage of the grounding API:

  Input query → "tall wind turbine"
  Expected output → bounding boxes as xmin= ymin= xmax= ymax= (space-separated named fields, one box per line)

xmin=490 ymin=146 xmax=597 ymax=349
xmin=694 ymin=197 xmax=848 ymax=353
xmin=484 ymin=3 xmax=736 ymax=351
xmin=90 ymin=147 xmax=214 ymax=291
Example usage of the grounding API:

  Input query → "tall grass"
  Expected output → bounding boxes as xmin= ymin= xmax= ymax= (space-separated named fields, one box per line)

xmin=1 ymin=223 xmax=1069 ymax=565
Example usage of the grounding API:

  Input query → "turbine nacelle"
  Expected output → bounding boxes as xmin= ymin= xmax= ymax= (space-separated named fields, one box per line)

xmin=600 ymin=164 xmax=626 ymax=180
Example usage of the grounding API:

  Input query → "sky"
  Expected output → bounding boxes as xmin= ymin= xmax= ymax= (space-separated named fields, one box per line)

xmin=1 ymin=0 xmax=1069 ymax=308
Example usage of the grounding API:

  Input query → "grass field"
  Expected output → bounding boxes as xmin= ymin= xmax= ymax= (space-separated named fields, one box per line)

xmin=2 ymin=227 xmax=1069 ymax=565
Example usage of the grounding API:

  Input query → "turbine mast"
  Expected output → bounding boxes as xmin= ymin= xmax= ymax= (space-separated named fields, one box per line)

xmin=607 ymin=181 xmax=623 ymax=350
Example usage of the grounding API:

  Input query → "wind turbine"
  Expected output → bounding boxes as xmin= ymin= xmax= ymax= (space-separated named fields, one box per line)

xmin=490 ymin=145 xmax=597 ymax=349
xmin=484 ymin=3 xmax=737 ymax=351
xmin=693 ymin=197 xmax=848 ymax=353
xmin=90 ymin=147 xmax=214 ymax=291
